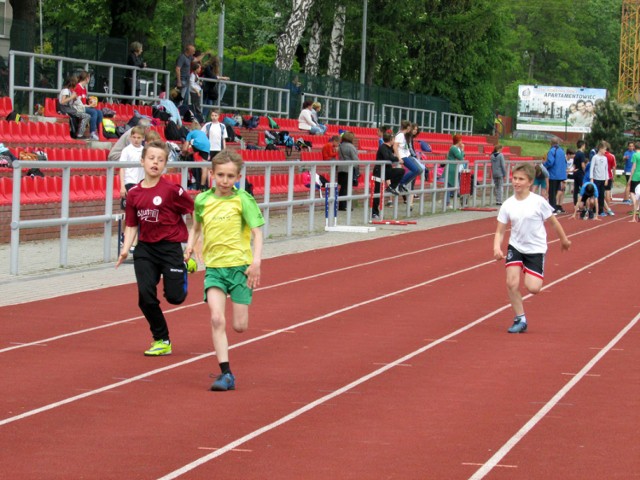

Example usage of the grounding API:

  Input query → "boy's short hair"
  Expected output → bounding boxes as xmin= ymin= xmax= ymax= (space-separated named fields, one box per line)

xmin=341 ymin=131 xmax=355 ymax=143
xmin=513 ymin=162 xmax=535 ymax=180
xmin=584 ymin=183 xmax=595 ymax=196
xmin=142 ymin=140 xmax=169 ymax=161
xmin=130 ymin=125 xmax=146 ymax=137
xmin=382 ymin=132 xmax=393 ymax=143
xmin=212 ymin=149 xmax=243 ymax=173
xmin=210 ymin=108 xmax=221 ymax=116
xmin=145 ymin=130 xmax=162 ymax=142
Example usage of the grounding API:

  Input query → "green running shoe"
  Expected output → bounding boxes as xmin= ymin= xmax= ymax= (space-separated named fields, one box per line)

xmin=144 ymin=340 xmax=172 ymax=356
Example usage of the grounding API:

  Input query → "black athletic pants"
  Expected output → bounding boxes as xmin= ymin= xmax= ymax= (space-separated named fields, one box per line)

xmin=593 ymin=179 xmax=606 ymax=214
xmin=133 ymin=241 xmax=188 ymax=341
xmin=548 ymin=179 xmax=561 ymax=210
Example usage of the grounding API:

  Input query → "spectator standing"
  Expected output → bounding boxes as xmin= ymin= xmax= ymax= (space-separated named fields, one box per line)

xmin=202 ymin=108 xmax=227 ymax=160
xmin=336 ymin=131 xmax=359 ymax=211
xmin=175 ymin=44 xmax=195 ymax=105
xmin=124 ymin=41 xmax=146 ymax=103
xmin=58 ymin=76 xmax=90 ymax=139
xmin=493 ymin=163 xmax=571 ymax=334
xmin=446 ymin=134 xmax=465 ymax=205
xmin=572 ymin=140 xmax=587 ymax=206
xmin=622 ymin=141 xmax=635 ymax=204
xmin=543 ymin=140 xmax=567 ymax=213
xmin=74 ymin=71 xmax=103 ymax=141
xmin=590 ymin=141 xmax=610 ymax=216
xmin=189 ymin=62 xmax=204 ymax=123
xmin=298 ymin=100 xmax=327 ymax=135
xmin=490 ymin=144 xmax=507 ymax=205
xmin=202 ymin=55 xmax=229 ymax=106
xmin=627 ymin=142 xmax=640 ymax=222
xmin=107 ymin=119 xmax=151 ymax=162
xmin=372 ymin=131 xmax=404 ymax=218
xmin=118 ymin=125 xmax=146 ymax=208
xmin=603 ymin=142 xmax=617 ymax=216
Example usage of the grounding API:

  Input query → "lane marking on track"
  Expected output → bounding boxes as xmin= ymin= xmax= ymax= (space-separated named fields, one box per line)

xmin=0 ymin=217 xmax=618 ymax=355
xmin=468 ymin=309 xmax=640 ymax=480
xmin=154 ymin=238 xmax=640 ymax=480
xmin=0 ymin=232 xmax=494 ymax=355
xmin=462 ymin=463 xmax=517 ymax=469
xmin=1 ymin=228 xmax=636 ymax=431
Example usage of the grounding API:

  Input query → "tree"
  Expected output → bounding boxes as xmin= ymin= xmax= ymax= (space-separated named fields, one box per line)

xmin=305 ymin=12 xmax=322 ymax=76
xmin=9 ymin=0 xmax=37 ymax=52
xmin=181 ymin=0 xmax=199 ymax=48
xmin=275 ymin=0 xmax=315 ymax=70
xmin=108 ymin=0 xmax=160 ymax=46
xmin=326 ymin=4 xmax=346 ymax=78
xmin=586 ymin=97 xmax=627 ymax=163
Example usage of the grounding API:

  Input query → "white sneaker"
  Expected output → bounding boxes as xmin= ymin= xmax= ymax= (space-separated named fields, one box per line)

xmin=90 ymin=132 xmax=99 ymax=141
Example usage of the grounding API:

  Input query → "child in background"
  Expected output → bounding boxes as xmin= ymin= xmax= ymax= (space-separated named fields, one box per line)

xmin=494 ymin=163 xmax=571 ymax=334
xmin=571 ymin=181 xmax=600 ymax=220
xmin=185 ymin=150 xmax=264 ymax=391
xmin=119 ymin=125 xmax=146 ymax=208
xmin=532 ymin=162 xmax=549 ymax=199
xmin=322 ymin=135 xmax=340 ymax=160
xmin=116 ymin=141 xmax=195 ymax=356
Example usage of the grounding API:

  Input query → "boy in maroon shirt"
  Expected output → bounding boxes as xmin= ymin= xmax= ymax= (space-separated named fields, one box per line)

xmin=116 ymin=141 xmax=195 ymax=356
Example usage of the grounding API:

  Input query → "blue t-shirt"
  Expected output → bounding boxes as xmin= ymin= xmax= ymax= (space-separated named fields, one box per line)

xmin=579 ymin=181 xmax=598 ymax=198
xmin=623 ymin=149 xmax=635 ymax=174
xmin=186 ymin=130 xmax=210 ymax=154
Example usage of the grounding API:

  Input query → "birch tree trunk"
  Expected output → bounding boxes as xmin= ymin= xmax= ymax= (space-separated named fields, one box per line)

xmin=305 ymin=13 xmax=322 ymax=77
xmin=275 ymin=0 xmax=315 ymax=71
xmin=326 ymin=4 xmax=346 ymax=79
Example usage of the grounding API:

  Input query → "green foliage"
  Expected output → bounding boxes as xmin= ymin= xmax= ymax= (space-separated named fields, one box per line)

xmin=586 ymin=97 xmax=627 ymax=162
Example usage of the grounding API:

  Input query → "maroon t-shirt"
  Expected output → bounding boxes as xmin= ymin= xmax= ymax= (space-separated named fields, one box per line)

xmin=125 ymin=177 xmax=194 ymax=243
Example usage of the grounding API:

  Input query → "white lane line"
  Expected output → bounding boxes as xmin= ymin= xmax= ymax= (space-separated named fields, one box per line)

xmin=468 ymin=310 xmax=640 ymax=480
xmin=2 ymin=230 xmax=636 ymax=431
xmin=155 ymin=238 xmax=640 ymax=479
xmin=0 ymin=232 xmax=494 ymax=355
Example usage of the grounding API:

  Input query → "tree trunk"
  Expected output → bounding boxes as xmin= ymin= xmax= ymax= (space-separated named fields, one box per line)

xmin=275 ymin=0 xmax=315 ymax=71
xmin=8 ymin=0 xmax=37 ymax=53
xmin=305 ymin=13 xmax=322 ymax=77
xmin=181 ymin=0 xmax=198 ymax=49
xmin=326 ymin=4 xmax=346 ymax=79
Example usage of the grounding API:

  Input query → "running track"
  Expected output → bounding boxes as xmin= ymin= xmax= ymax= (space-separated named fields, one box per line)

xmin=1 ymin=207 xmax=639 ymax=479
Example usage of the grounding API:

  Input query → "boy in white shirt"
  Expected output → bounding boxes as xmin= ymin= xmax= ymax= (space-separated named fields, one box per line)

xmin=118 ymin=126 xmax=146 ymax=252
xmin=202 ymin=108 xmax=227 ymax=158
xmin=493 ymin=163 xmax=571 ymax=333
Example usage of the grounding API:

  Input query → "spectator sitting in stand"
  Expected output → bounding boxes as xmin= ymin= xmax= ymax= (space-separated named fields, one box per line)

xmin=372 ymin=131 xmax=404 ymax=218
xmin=58 ymin=76 xmax=90 ymax=139
xmin=298 ymin=100 xmax=327 ymax=135
xmin=74 ymin=70 xmax=103 ymax=141
xmin=322 ymin=136 xmax=340 ymax=160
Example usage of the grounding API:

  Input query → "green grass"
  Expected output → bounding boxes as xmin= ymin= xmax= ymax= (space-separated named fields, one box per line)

xmin=500 ymin=138 xmax=555 ymax=159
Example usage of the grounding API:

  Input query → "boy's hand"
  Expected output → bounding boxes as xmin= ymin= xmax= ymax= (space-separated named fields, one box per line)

xmin=493 ymin=248 xmax=505 ymax=260
xmin=561 ymin=239 xmax=572 ymax=251
xmin=245 ymin=263 xmax=261 ymax=289
xmin=115 ymin=251 xmax=128 ymax=268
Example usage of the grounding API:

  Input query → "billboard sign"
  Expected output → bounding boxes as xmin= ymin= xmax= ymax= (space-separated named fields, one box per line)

xmin=517 ymin=85 xmax=608 ymax=133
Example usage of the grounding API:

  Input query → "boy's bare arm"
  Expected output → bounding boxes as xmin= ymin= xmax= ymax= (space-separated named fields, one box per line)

xmin=493 ymin=221 xmax=507 ymax=260
xmin=185 ymin=220 xmax=202 ymax=262
xmin=115 ymin=225 xmax=138 ymax=268
xmin=547 ymin=215 xmax=572 ymax=251
xmin=245 ymin=227 xmax=263 ymax=289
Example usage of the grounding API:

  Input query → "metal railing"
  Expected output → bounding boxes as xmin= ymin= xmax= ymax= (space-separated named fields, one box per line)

xmin=199 ymin=78 xmax=290 ymax=118
xmin=379 ymin=104 xmax=438 ymax=132
xmin=300 ymin=93 xmax=376 ymax=127
xmin=9 ymin=50 xmax=171 ymax=112
xmin=441 ymin=112 xmax=474 ymax=135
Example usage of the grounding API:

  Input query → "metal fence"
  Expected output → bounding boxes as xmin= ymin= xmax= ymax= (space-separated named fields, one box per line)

xmin=5 ymin=156 xmax=516 ymax=275
xmin=301 ymin=93 xmax=375 ymax=127
xmin=441 ymin=112 xmax=474 ymax=135
xmin=379 ymin=104 xmax=438 ymax=132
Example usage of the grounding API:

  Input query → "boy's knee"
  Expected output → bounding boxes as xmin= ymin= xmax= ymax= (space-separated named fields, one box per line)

xmin=166 ymin=290 xmax=187 ymax=305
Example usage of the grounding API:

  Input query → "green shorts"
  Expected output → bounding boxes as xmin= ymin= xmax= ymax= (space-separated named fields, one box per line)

xmin=204 ymin=265 xmax=253 ymax=305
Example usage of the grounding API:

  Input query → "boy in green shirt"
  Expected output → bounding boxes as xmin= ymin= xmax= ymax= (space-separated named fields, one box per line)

xmin=185 ymin=150 xmax=264 ymax=391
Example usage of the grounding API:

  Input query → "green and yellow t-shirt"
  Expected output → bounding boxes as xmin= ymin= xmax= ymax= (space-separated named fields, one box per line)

xmin=194 ymin=187 xmax=265 ymax=268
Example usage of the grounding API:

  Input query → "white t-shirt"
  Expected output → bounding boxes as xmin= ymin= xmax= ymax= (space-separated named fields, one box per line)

xmin=394 ymin=132 xmax=410 ymax=159
xmin=202 ymin=122 xmax=227 ymax=151
xmin=497 ymin=192 xmax=554 ymax=254
xmin=119 ymin=144 xmax=144 ymax=185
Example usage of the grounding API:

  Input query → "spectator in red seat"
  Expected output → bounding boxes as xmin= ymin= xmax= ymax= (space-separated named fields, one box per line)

xmin=298 ymin=100 xmax=327 ymax=135
xmin=311 ymin=102 xmax=325 ymax=129
xmin=372 ymin=131 xmax=404 ymax=218
xmin=58 ymin=76 xmax=90 ymax=139
xmin=74 ymin=71 xmax=103 ymax=141
xmin=322 ymin=135 xmax=340 ymax=160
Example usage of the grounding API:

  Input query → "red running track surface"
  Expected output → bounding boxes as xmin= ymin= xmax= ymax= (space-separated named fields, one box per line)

xmin=1 ymin=207 xmax=639 ymax=479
